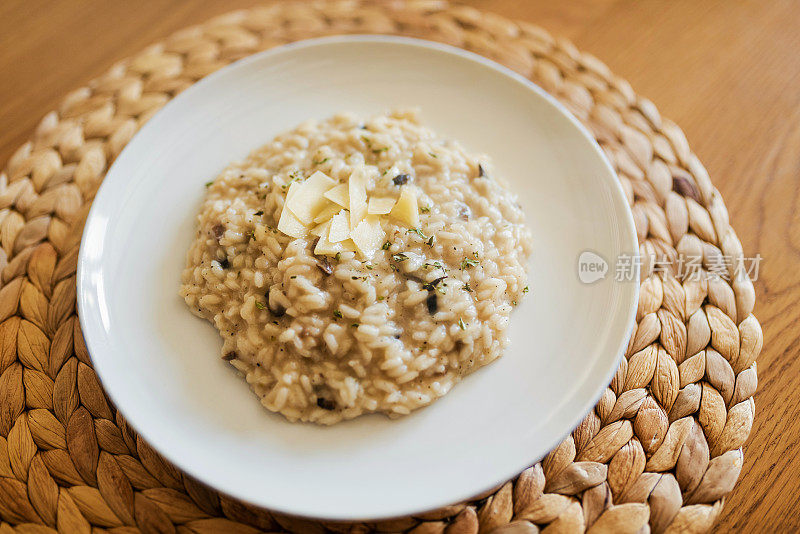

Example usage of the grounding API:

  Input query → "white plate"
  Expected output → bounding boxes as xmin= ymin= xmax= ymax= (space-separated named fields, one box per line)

xmin=78 ymin=36 xmax=638 ymax=520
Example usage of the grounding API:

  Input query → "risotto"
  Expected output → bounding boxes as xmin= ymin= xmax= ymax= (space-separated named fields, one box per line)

xmin=180 ymin=110 xmax=532 ymax=424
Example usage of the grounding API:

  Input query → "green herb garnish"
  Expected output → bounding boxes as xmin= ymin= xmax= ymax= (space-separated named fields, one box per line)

xmin=420 ymin=206 xmax=431 ymax=213
xmin=422 ymin=276 xmax=447 ymax=292
xmin=462 ymin=283 xmax=473 ymax=293
xmin=254 ymin=210 xmax=263 ymax=216
xmin=382 ymin=241 xmax=392 ymax=251
xmin=333 ymin=310 xmax=343 ymax=319
xmin=392 ymin=253 xmax=409 ymax=262
xmin=282 ymin=172 xmax=303 ymax=189
xmin=523 ymin=286 xmax=529 ymax=294
xmin=351 ymin=323 xmax=360 ymax=328
xmin=460 ymin=256 xmax=480 ymax=270
xmin=205 ymin=180 xmax=213 ymax=187
xmin=407 ymin=228 xmax=428 ymax=240
xmin=255 ymin=301 xmax=266 ymax=310
xmin=423 ymin=261 xmax=445 ymax=274
xmin=458 ymin=318 xmax=466 ymax=330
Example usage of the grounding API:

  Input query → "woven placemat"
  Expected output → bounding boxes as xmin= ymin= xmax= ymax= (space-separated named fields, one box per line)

xmin=0 ymin=1 xmax=762 ymax=532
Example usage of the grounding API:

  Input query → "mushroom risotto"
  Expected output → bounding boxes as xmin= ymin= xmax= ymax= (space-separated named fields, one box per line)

xmin=180 ymin=110 xmax=532 ymax=424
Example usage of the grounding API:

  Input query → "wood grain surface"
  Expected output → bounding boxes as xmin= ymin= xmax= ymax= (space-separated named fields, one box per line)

xmin=1 ymin=1 xmax=797 ymax=532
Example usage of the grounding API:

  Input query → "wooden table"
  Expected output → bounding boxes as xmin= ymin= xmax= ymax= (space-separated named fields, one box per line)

xmin=1 ymin=1 xmax=797 ymax=531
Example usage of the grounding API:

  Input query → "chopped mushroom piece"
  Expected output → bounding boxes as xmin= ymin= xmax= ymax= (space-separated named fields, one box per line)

xmin=316 ymin=256 xmax=333 ymax=275
xmin=392 ymin=174 xmax=410 ymax=186
xmin=426 ymin=293 xmax=438 ymax=314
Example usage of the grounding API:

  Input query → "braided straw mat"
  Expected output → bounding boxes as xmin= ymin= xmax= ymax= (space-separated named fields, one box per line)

xmin=0 ymin=1 xmax=763 ymax=533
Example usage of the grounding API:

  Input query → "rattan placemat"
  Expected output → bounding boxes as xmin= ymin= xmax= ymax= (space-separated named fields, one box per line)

xmin=0 ymin=1 xmax=762 ymax=532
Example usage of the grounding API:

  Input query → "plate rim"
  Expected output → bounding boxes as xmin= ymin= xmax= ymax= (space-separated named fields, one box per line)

xmin=77 ymin=34 xmax=640 ymax=520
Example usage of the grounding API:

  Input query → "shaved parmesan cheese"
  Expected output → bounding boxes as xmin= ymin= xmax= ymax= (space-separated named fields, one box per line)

xmin=368 ymin=197 xmax=397 ymax=215
xmin=328 ymin=210 xmax=350 ymax=242
xmin=389 ymin=186 xmax=420 ymax=227
xmin=285 ymin=180 xmax=300 ymax=202
xmin=314 ymin=234 xmax=358 ymax=256
xmin=340 ymin=239 xmax=357 ymax=252
xmin=278 ymin=206 xmax=308 ymax=238
xmin=323 ymin=184 xmax=349 ymax=208
xmin=282 ymin=167 xmax=422 ymax=257
xmin=286 ymin=171 xmax=337 ymax=224
xmin=350 ymin=215 xmax=385 ymax=258
xmin=314 ymin=231 xmax=341 ymax=255
xmin=310 ymin=221 xmax=330 ymax=237
xmin=313 ymin=203 xmax=341 ymax=224
xmin=348 ymin=168 xmax=368 ymax=229
xmin=277 ymin=182 xmax=308 ymax=238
